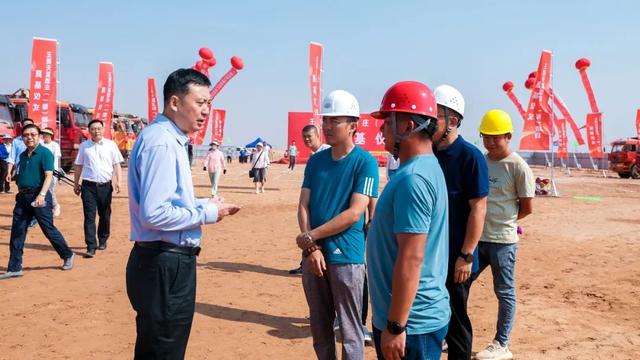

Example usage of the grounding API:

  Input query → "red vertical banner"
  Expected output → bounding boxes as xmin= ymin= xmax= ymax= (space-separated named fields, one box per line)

xmin=147 ymin=78 xmax=158 ymax=122
xmin=553 ymin=117 xmax=568 ymax=159
xmin=29 ymin=37 xmax=57 ymax=133
xmin=211 ymin=109 xmax=226 ymax=144
xmin=636 ymin=109 xmax=640 ymax=140
xmin=520 ymin=50 xmax=553 ymax=151
xmin=586 ymin=112 xmax=603 ymax=158
xmin=189 ymin=108 xmax=210 ymax=145
xmin=309 ymin=42 xmax=323 ymax=126
xmin=94 ymin=62 xmax=115 ymax=138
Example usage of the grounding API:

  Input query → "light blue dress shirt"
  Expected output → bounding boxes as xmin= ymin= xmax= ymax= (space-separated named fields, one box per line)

xmin=7 ymin=136 xmax=26 ymax=167
xmin=128 ymin=114 xmax=218 ymax=247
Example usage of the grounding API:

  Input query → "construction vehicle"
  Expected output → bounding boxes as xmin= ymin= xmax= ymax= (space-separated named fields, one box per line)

xmin=608 ymin=138 xmax=639 ymax=179
xmin=57 ymin=102 xmax=91 ymax=171
xmin=0 ymin=95 xmax=16 ymax=137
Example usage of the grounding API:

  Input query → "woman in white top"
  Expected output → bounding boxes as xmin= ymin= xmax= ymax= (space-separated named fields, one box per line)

xmin=41 ymin=127 xmax=62 ymax=216
xmin=251 ymin=142 xmax=270 ymax=194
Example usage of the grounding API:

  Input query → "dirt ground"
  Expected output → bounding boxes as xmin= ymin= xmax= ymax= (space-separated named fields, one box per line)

xmin=0 ymin=161 xmax=638 ymax=360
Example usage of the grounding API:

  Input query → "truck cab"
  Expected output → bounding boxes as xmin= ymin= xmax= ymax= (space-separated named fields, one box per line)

xmin=608 ymin=138 xmax=639 ymax=179
xmin=0 ymin=95 xmax=16 ymax=137
xmin=58 ymin=102 xmax=91 ymax=171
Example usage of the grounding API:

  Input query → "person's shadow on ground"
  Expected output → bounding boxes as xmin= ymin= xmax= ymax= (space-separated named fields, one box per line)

xmin=195 ymin=302 xmax=310 ymax=339
xmin=198 ymin=261 xmax=297 ymax=278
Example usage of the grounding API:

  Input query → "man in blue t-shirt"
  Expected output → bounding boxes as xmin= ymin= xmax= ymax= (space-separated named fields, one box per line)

xmin=432 ymin=85 xmax=488 ymax=360
xmin=367 ymin=81 xmax=450 ymax=360
xmin=297 ymin=90 xmax=379 ymax=359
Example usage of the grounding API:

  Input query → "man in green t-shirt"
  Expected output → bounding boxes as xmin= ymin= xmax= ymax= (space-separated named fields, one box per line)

xmin=0 ymin=124 xmax=74 ymax=280
xmin=473 ymin=110 xmax=535 ymax=360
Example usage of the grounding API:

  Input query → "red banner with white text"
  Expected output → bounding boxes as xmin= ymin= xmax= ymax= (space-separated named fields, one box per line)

xmin=147 ymin=78 xmax=159 ymax=122
xmin=553 ymin=117 xmax=568 ymax=159
xmin=309 ymin=42 xmax=323 ymax=126
xmin=287 ymin=112 xmax=386 ymax=165
xmin=520 ymin=50 xmax=553 ymax=151
xmin=29 ymin=37 xmax=57 ymax=133
xmin=94 ymin=62 xmax=115 ymax=138
xmin=211 ymin=109 xmax=226 ymax=144
xmin=586 ymin=112 xmax=603 ymax=158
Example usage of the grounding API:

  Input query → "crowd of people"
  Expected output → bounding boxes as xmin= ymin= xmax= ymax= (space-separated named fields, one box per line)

xmin=0 ymin=68 xmax=535 ymax=360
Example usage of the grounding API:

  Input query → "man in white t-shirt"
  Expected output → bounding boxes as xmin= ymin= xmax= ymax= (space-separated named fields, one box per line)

xmin=73 ymin=119 xmax=124 ymax=258
xmin=41 ymin=127 xmax=62 ymax=217
xmin=473 ymin=109 xmax=535 ymax=360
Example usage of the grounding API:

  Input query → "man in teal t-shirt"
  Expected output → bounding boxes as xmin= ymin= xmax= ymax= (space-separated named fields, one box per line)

xmin=367 ymin=81 xmax=450 ymax=360
xmin=288 ymin=141 xmax=298 ymax=170
xmin=297 ymin=90 xmax=378 ymax=359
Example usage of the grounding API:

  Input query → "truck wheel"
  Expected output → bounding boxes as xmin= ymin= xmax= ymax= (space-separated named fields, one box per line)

xmin=619 ymin=172 xmax=631 ymax=179
xmin=631 ymin=165 xmax=640 ymax=179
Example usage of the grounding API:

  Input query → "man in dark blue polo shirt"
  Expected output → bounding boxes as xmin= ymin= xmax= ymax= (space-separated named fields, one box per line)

xmin=0 ymin=124 xmax=74 ymax=280
xmin=432 ymin=85 xmax=488 ymax=359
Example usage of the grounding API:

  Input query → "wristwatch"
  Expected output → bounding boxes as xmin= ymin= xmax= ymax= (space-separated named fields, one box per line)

xmin=39 ymin=192 xmax=47 ymax=197
xmin=386 ymin=320 xmax=406 ymax=335
xmin=459 ymin=251 xmax=474 ymax=263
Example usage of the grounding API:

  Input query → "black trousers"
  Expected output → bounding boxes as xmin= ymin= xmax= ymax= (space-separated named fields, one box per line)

xmin=288 ymin=156 xmax=296 ymax=170
xmin=445 ymin=266 xmax=473 ymax=360
xmin=126 ymin=245 xmax=197 ymax=360
xmin=0 ymin=159 xmax=10 ymax=192
xmin=81 ymin=181 xmax=112 ymax=250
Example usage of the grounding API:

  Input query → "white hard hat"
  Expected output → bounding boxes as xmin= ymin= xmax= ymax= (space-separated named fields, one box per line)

xmin=434 ymin=85 xmax=465 ymax=118
xmin=320 ymin=90 xmax=360 ymax=118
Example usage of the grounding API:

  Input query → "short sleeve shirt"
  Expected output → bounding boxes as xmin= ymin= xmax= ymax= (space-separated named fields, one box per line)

xmin=303 ymin=146 xmax=379 ymax=265
xmin=75 ymin=138 xmax=124 ymax=182
xmin=17 ymin=144 xmax=54 ymax=189
xmin=289 ymin=145 xmax=297 ymax=157
xmin=434 ymin=136 xmax=489 ymax=269
xmin=481 ymin=152 xmax=535 ymax=244
xmin=366 ymin=154 xmax=450 ymax=335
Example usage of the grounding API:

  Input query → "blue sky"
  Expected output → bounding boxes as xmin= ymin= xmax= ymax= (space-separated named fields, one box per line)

xmin=1 ymin=0 xmax=638 ymax=148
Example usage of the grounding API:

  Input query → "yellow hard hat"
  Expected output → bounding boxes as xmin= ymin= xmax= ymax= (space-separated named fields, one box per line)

xmin=479 ymin=109 xmax=513 ymax=135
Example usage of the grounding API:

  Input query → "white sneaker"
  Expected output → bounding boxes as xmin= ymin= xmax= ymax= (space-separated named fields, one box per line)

xmin=475 ymin=340 xmax=513 ymax=360
xmin=363 ymin=326 xmax=373 ymax=346
xmin=53 ymin=204 xmax=61 ymax=217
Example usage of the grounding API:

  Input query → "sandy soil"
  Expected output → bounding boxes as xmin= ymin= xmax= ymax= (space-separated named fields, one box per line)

xmin=0 ymin=162 xmax=638 ymax=360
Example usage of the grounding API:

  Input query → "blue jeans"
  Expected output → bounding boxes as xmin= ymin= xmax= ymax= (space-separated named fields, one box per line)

xmin=373 ymin=325 xmax=448 ymax=360
xmin=8 ymin=191 xmax=73 ymax=272
xmin=473 ymin=242 xmax=518 ymax=347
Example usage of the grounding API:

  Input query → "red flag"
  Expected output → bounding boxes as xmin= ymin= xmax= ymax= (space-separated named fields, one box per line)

xmin=520 ymin=50 xmax=553 ymax=151
xmin=29 ymin=37 xmax=57 ymax=133
xmin=636 ymin=109 xmax=640 ymax=140
xmin=309 ymin=42 xmax=323 ymax=126
xmin=93 ymin=62 xmax=115 ymax=138
xmin=147 ymin=78 xmax=159 ymax=122
xmin=586 ymin=112 xmax=603 ymax=158
xmin=551 ymin=91 xmax=585 ymax=145
xmin=210 ymin=109 xmax=226 ymax=144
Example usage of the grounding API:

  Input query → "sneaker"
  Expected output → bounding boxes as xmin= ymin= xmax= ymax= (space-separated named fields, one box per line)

xmin=363 ymin=326 xmax=373 ymax=346
xmin=0 ymin=270 xmax=24 ymax=280
xmin=28 ymin=218 xmax=38 ymax=228
xmin=62 ymin=254 xmax=75 ymax=270
xmin=98 ymin=242 xmax=107 ymax=250
xmin=260 ymin=188 xmax=265 ymax=193
xmin=288 ymin=266 xmax=303 ymax=275
xmin=475 ymin=340 xmax=513 ymax=360
xmin=53 ymin=204 xmax=61 ymax=217
xmin=85 ymin=249 xmax=96 ymax=258
xmin=442 ymin=340 xmax=448 ymax=353
xmin=333 ymin=317 xmax=340 ymax=332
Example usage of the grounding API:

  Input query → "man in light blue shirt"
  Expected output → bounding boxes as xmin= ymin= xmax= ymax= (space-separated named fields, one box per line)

xmin=126 ymin=68 xmax=240 ymax=360
xmin=5 ymin=118 xmax=35 ymax=179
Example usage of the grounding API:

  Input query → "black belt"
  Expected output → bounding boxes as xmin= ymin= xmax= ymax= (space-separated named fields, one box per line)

xmin=18 ymin=187 xmax=40 ymax=194
xmin=83 ymin=180 xmax=112 ymax=187
xmin=135 ymin=241 xmax=201 ymax=256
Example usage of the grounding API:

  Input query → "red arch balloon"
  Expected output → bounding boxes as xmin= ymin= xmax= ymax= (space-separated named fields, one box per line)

xmin=575 ymin=57 xmax=591 ymax=70
xmin=231 ymin=56 xmax=244 ymax=70
xmin=502 ymin=81 xmax=514 ymax=92
xmin=199 ymin=47 xmax=214 ymax=60
xmin=524 ymin=78 xmax=535 ymax=90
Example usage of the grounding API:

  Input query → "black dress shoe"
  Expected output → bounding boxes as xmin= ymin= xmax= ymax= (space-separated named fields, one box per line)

xmin=288 ymin=266 xmax=303 ymax=275
xmin=98 ymin=243 xmax=107 ymax=250
xmin=85 ymin=249 xmax=96 ymax=258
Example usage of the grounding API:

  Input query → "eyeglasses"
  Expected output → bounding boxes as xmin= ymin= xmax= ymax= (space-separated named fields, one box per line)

xmin=22 ymin=133 xmax=40 ymax=138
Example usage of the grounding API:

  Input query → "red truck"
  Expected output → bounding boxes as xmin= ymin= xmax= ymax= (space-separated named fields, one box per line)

xmin=608 ymin=138 xmax=639 ymax=179
xmin=0 ymin=95 xmax=16 ymax=137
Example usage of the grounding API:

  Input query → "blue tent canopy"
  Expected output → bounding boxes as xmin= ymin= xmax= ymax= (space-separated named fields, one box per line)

xmin=245 ymin=137 xmax=265 ymax=148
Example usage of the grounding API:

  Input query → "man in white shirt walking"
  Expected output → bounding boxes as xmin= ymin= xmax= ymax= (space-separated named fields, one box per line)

xmin=73 ymin=119 xmax=124 ymax=258
xmin=41 ymin=127 xmax=62 ymax=217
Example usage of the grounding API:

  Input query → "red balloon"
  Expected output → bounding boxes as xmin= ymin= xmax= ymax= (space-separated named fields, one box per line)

xmin=199 ymin=47 xmax=214 ymax=60
xmin=528 ymin=71 xmax=537 ymax=79
xmin=502 ymin=81 xmax=514 ymax=92
xmin=231 ymin=56 xmax=244 ymax=70
xmin=524 ymin=78 xmax=535 ymax=90
xmin=204 ymin=57 xmax=216 ymax=67
xmin=195 ymin=60 xmax=206 ymax=71
xmin=575 ymin=57 xmax=591 ymax=70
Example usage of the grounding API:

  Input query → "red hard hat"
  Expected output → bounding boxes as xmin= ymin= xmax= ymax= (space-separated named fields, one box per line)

xmin=371 ymin=81 xmax=437 ymax=120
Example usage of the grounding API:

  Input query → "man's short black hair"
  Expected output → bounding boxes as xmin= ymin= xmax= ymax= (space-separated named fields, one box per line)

xmin=22 ymin=118 xmax=34 ymax=125
xmin=302 ymin=125 xmax=319 ymax=134
xmin=88 ymin=119 xmax=104 ymax=128
xmin=21 ymin=123 xmax=40 ymax=135
xmin=163 ymin=69 xmax=212 ymax=106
